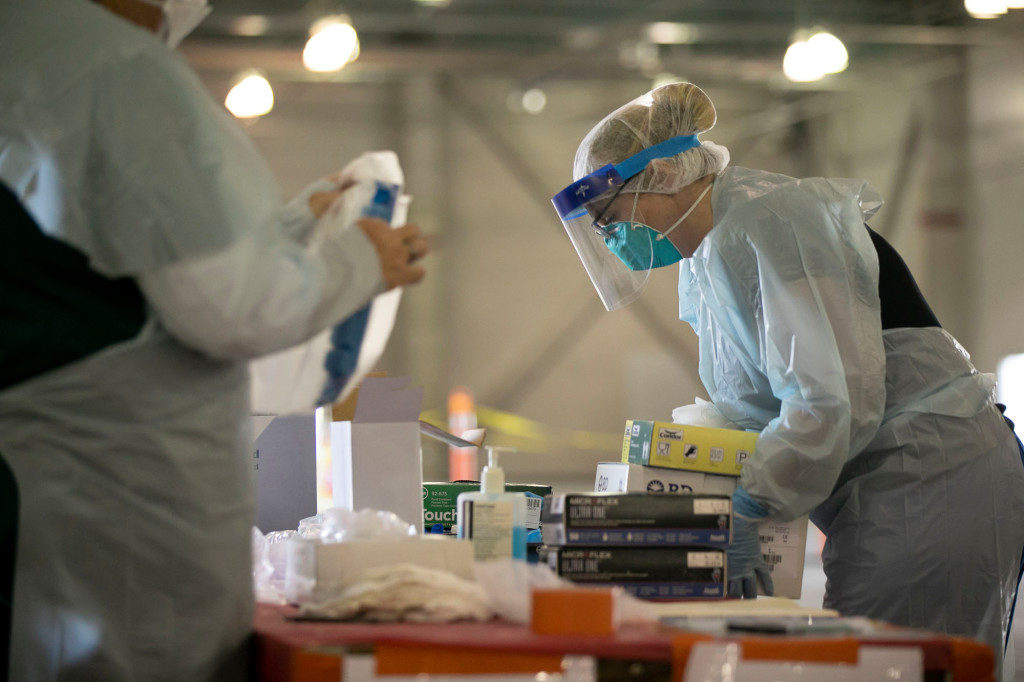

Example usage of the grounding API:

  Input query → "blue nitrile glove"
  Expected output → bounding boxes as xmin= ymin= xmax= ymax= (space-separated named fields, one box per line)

xmin=728 ymin=487 xmax=774 ymax=599
xmin=316 ymin=305 xmax=370 ymax=405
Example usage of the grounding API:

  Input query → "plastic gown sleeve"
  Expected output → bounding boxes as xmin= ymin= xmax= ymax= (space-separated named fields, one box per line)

xmin=137 ymin=226 xmax=383 ymax=361
xmin=720 ymin=194 xmax=886 ymax=522
xmin=83 ymin=45 xmax=385 ymax=362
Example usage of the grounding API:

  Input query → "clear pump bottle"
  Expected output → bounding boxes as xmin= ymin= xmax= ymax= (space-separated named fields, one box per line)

xmin=456 ymin=447 xmax=527 ymax=561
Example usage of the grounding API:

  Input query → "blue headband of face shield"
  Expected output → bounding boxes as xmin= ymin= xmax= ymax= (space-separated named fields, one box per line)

xmin=552 ymin=134 xmax=702 ymax=218
xmin=552 ymin=134 xmax=702 ymax=271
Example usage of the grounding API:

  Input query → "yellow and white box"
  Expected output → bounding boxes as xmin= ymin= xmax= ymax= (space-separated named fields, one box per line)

xmin=622 ymin=420 xmax=757 ymax=477
xmin=595 ymin=461 xmax=808 ymax=600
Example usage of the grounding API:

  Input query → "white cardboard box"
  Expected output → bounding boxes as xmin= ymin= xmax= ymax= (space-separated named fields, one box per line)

xmin=330 ymin=420 xmax=423 ymax=529
xmin=325 ymin=377 xmax=425 ymax=529
xmin=284 ymin=537 xmax=475 ymax=604
xmin=595 ymin=462 xmax=807 ymax=599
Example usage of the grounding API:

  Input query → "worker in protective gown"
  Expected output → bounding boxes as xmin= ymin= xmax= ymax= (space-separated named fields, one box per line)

xmin=0 ymin=0 xmax=428 ymax=679
xmin=553 ymin=82 xmax=1024 ymax=674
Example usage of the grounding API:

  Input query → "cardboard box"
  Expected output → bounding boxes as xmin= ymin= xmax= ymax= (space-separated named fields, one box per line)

xmin=622 ymin=420 xmax=757 ymax=476
xmin=284 ymin=536 xmax=474 ymax=604
xmin=594 ymin=462 xmax=807 ymax=599
xmin=327 ymin=377 xmax=424 ymax=529
xmin=422 ymin=482 xmax=552 ymax=533
xmin=541 ymin=493 xmax=731 ymax=547
xmin=252 ymin=415 xmax=317 ymax=533
xmin=539 ymin=546 xmax=726 ymax=599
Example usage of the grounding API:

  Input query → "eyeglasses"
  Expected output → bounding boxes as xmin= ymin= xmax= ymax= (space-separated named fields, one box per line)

xmin=590 ymin=176 xmax=633 ymax=238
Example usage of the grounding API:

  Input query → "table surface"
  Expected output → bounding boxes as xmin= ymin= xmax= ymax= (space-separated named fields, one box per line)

xmin=253 ymin=601 xmax=965 ymax=670
xmin=255 ymin=603 xmax=677 ymax=660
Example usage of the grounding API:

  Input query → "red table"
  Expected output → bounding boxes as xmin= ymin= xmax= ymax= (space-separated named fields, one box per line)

xmin=254 ymin=603 xmax=995 ymax=681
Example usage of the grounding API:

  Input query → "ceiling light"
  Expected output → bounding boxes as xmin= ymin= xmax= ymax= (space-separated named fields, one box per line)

xmin=646 ymin=22 xmax=694 ymax=45
xmin=964 ymin=0 xmax=1008 ymax=17
xmin=225 ymin=71 xmax=274 ymax=119
xmin=521 ymin=88 xmax=547 ymax=115
xmin=783 ymin=41 xmax=826 ymax=82
xmin=618 ymin=40 xmax=660 ymax=71
xmin=303 ymin=16 xmax=360 ymax=72
xmin=230 ymin=15 xmax=269 ymax=37
xmin=807 ymin=31 xmax=848 ymax=74
xmin=413 ymin=0 xmax=451 ymax=5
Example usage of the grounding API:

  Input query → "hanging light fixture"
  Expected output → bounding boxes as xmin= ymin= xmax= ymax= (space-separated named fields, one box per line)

xmin=783 ymin=40 xmax=825 ymax=82
xmin=521 ymin=88 xmax=547 ymax=114
xmin=783 ymin=29 xmax=848 ymax=83
xmin=303 ymin=15 xmax=360 ymax=72
xmin=807 ymin=31 xmax=848 ymax=74
xmin=964 ymin=0 xmax=1008 ymax=17
xmin=224 ymin=71 xmax=274 ymax=119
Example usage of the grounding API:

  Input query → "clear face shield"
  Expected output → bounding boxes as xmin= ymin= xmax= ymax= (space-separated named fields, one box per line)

xmin=552 ymin=134 xmax=701 ymax=311
xmin=552 ymin=166 xmax=654 ymax=311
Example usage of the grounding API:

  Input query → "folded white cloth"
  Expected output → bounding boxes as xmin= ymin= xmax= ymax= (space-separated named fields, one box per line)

xmin=299 ymin=563 xmax=492 ymax=622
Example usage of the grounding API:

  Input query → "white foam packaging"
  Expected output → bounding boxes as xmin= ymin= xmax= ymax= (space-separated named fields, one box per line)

xmin=595 ymin=462 xmax=808 ymax=599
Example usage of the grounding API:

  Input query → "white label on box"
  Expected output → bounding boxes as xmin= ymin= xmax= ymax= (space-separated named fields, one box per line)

xmin=694 ymin=498 xmax=730 ymax=515
xmin=551 ymin=494 xmax=565 ymax=515
xmin=688 ymin=551 xmax=725 ymax=568
xmin=735 ymin=449 xmax=751 ymax=467
xmin=465 ymin=500 xmax=514 ymax=560
xmin=525 ymin=496 xmax=542 ymax=528
xmin=683 ymin=444 xmax=699 ymax=459
xmin=710 ymin=447 xmax=724 ymax=463
xmin=758 ymin=520 xmax=802 ymax=547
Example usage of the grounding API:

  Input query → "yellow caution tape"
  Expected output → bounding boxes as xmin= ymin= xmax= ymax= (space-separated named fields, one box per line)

xmin=420 ymin=406 xmax=621 ymax=454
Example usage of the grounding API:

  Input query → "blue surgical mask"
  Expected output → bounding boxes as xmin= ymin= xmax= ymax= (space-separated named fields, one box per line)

xmin=603 ymin=180 xmax=714 ymax=271
xmin=604 ymin=222 xmax=682 ymax=271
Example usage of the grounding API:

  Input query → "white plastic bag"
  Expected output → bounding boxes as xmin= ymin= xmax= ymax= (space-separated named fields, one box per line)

xmin=252 ymin=527 xmax=290 ymax=604
xmin=671 ymin=397 xmax=740 ymax=429
xmin=249 ymin=151 xmax=409 ymax=415
xmin=474 ymin=559 xmax=658 ymax=626
xmin=318 ymin=507 xmax=417 ymax=543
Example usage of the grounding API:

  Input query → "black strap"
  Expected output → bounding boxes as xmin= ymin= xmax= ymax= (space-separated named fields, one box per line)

xmin=0 ymin=183 xmax=146 ymax=390
xmin=866 ymin=225 xmax=941 ymax=330
xmin=0 ymin=452 xmax=15 ymax=681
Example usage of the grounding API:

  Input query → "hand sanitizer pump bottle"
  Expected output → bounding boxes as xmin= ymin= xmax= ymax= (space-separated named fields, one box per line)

xmin=456 ymin=447 xmax=527 ymax=561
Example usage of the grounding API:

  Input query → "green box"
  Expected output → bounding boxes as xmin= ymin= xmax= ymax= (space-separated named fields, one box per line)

xmin=422 ymin=482 xmax=552 ymax=533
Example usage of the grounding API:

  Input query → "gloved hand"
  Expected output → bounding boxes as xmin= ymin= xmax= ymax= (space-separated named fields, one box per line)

xmin=728 ymin=486 xmax=774 ymax=599
xmin=727 ymin=513 xmax=773 ymax=598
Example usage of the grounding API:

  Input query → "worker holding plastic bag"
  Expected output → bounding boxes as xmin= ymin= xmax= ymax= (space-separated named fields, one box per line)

xmin=0 ymin=1 xmax=426 ymax=679
xmin=552 ymin=81 xmax=1024 ymax=672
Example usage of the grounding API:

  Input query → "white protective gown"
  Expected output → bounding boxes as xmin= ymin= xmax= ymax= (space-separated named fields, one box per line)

xmin=0 ymin=1 xmax=383 ymax=679
xmin=679 ymin=166 xmax=1024 ymax=664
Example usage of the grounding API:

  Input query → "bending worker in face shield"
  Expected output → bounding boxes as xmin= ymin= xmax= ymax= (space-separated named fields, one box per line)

xmin=553 ymin=82 xmax=1024 ymax=672
xmin=0 ymin=0 xmax=429 ymax=679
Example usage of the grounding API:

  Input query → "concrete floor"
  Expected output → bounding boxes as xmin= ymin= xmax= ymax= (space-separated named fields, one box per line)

xmin=795 ymin=523 xmax=1024 ymax=682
